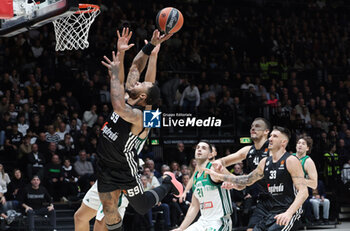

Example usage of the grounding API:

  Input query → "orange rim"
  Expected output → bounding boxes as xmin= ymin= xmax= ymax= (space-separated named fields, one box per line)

xmin=75 ymin=4 xmax=100 ymax=14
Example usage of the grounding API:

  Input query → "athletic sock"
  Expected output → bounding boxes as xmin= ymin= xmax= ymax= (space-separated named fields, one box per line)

xmin=150 ymin=183 xmax=172 ymax=204
xmin=106 ymin=220 xmax=123 ymax=231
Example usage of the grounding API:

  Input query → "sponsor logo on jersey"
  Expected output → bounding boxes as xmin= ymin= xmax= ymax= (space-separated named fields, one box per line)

xmin=267 ymin=183 xmax=284 ymax=194
xmin=279 ymin=160 xmax=285 ymax=170
xmin=101 ymin=122 xmax=119 ymax=141
xmin=266 ymin=160 xmax=270 ymax=166
xmin=200 ymin=201 xmax=213 ymax=210
xmin=143 ymin=109 xmax=161 ymax=128
xmin=249 ymin=149 xmax=254 ymax=154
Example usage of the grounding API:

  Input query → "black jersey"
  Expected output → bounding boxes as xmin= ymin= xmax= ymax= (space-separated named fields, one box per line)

xmin=96 ymin=109 xmax=146 ymax=169
xmin=244 ymin=140 xmax=269 ymax=195
xmin=245 ymin=140 xmax=269 ymax=173
xmin=263 ymin=152 xmax=297 ymax=211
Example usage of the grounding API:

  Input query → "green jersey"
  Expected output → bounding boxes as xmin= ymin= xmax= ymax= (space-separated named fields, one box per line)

xmin=193 ymin=162 xmax=233 ymax=220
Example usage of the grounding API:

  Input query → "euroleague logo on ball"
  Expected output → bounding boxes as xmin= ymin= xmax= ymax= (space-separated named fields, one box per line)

xmin=156 ymin=7 xmax=184 ymax=34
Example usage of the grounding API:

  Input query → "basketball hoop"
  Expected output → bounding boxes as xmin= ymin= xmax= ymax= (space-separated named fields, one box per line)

xmin=53 ymin=4 xmax=100 ymax=51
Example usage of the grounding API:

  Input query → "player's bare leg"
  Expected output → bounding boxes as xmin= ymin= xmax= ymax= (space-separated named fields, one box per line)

xmin=99 ymin=190 xmax=122 ymax=230
xmin=74 ymin=203 xmax=97 ymax=231
xmin=94 ymin=218 xmax=108 ymax=231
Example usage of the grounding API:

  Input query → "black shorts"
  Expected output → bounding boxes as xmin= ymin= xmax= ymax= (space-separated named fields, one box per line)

xmin=248 ymin=202 xmax=270 ymax=229
xmin=253 ymin=209 xmax=302 ymax=231
xmin=96 ymin=159 xmax=144 ymax=193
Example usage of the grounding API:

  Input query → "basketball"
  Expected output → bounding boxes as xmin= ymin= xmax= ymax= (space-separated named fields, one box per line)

xmin=156 ymin=7 xmax=184 ymax=34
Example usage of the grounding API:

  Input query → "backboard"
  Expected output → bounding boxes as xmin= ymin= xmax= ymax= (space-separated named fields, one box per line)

xmin=0 ymin=0 xmax=79 ymax=37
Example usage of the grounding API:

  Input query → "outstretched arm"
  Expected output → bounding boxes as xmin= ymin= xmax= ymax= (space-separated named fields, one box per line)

xmin=212 ymin=145 xmax=251 ymax=172
xmin=116 ymin=27 xmax=134 ymax=84
xmin=126 ymin=30 xmax=172 ymax=90
xmin=206 ymin=157 xmax=266 ymax=187
xmin=102 ymin=51 xmax=142 ymax=125
xmin=144 ymin=41 xmax=160 ymax=83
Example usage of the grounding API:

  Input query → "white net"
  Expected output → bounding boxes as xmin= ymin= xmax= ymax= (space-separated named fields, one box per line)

xmin=52 ymin=4 xmax=100 ymax=51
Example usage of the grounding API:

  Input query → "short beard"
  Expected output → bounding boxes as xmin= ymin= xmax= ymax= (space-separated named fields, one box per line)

xmin=126 ymin=89 xmax=137 ymax=99
xmin=251 ymin=136 xmax=258 ymax=142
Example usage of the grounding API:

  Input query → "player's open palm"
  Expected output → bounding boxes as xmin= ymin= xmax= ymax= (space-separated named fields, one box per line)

xmin=117 ymin=27 xmax=134 ymax=52
xmin=101 ymin=51 xmax=120 ymax=80
xmin=150 ymin=29 xmax=173 ymax=46
xmin=274 ymin=211 xmax=293 ymax=226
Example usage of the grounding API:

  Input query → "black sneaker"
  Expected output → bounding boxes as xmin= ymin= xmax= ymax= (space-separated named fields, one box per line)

xmin=163 ymin=172 xmax=183 ymax=197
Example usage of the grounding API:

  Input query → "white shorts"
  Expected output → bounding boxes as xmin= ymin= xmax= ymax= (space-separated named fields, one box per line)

xmin=83 ymin=182 xmax=100 ymax=211
xmin=83 ymin=181 xmax=129 ymax=221
xmin=185 ymin=216 xmax=232 ymax=231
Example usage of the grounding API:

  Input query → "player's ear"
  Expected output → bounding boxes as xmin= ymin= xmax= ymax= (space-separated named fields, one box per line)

xmin=139 ymin=93 xmax=147 ymax=100
xmin=264 ymin=129 xmax=270 ymax=136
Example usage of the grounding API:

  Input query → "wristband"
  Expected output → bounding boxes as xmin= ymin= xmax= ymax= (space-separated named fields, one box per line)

xmin=142 ymin=43 xmax=155 ymax=55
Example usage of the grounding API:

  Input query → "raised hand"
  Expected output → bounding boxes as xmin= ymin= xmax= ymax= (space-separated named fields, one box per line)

xmin=150 ymin=29 xmax=173 ymax=46
xmin=101 ymin=51 xmax=120 ymax=80
xmin=117 ymin=27 xmax=135 ymax=53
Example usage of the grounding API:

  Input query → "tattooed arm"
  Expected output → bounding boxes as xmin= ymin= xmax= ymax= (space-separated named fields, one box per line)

xmin=125 ymin=30 xmax=172 ymax=90
xmin=274 ymin=156 xmax=308 ymax=226
xmin=205 ymin=157 xmax=266 ymax=187
xmin=102 ymin=51 xmax=142 ymax=125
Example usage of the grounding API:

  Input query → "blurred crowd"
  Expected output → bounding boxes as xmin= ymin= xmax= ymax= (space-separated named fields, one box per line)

xmin=0 ymin=0 xmax=350 ymax=229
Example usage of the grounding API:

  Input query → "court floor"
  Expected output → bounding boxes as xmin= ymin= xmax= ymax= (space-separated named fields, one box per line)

xmin=308 ymin=221 xmax=350 ymax=230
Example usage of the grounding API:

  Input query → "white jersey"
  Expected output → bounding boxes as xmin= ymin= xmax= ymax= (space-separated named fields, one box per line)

xmin=192 ymin=162 xmax=233 ymax=220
